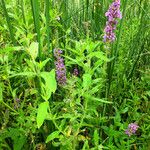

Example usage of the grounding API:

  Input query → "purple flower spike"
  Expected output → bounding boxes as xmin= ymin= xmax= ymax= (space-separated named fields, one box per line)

xmin=125 ymin=123 xmax=139 ymax=137
xmin=73 ymin=68 xmax=79 ymax=76
xmin=103 ymin=0 xmax=122 ymax=43
xmin=54 ymin=48 xmax=66 ymax=85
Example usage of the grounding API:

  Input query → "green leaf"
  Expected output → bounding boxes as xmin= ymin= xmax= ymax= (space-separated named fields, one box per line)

xmin=82 ymin=140 xmax=89 ymax=150
xmin=37 ymin=101 xmax=49 ymax=128
xmin=83 ymin=74 xmax=92 ymax=89
xmin=9 ymin=72 xmax=37 ymax=78
xmin=38 ymin=58 xmax=51 ymax=70
xmin=94 ymin=129 xmax=99 ymax=146
xmin=14 ymin=136 xmax=26 ymax=150
xmin=40 ymin=70 xmax=57 ymax=100
xmin=46 ymin=131 xmax=60 ymax=143
xmin=27 ymin=42 xmax=38 ymax=60
xmin=87 ymin=52 xmax=108 ymax=61
xmin=120 ymin=107 xmax=128 ymax=114
xmin=84 ymin=95 xmax=113 ymax=104
xmin=65 ymin=55 xmax=84 ymax=67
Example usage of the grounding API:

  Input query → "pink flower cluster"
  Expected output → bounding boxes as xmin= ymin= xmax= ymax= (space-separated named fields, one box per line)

xmin=125 ymin=123 xmax=139 ymax=137
xmin=54 ymin=48 xmax=66 ymax=85
xmin=103 ymin=0 xmax=122 ymax=42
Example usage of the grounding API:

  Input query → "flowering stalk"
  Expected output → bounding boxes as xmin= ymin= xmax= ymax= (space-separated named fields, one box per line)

xmin=103 ymin=0 xmax=122 ymax=43
xmin=54 ymin=48 xmax=66 ymax=85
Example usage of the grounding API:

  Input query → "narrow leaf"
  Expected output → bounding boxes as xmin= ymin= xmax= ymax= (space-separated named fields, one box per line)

xmin=1 ymin=0 xmax=16 ymax=45
xmin=94 ymin=129 xmax=99 ymax=146
xmin=83 ymin=74 xmax=92 ymax=89
xmin=9 ymin=72 xmax=37 ymax=78
xmin=46 ymin=131 xmax=60 ymax=143
xmin=0 ymin=83 xmax=3 ymax=102
xmin=84 ymin=95 xmax=113 ymax=104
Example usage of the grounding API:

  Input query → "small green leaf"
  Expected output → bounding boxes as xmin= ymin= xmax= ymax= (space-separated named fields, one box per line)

xmin=120 ymin=107 xmax=128 ymax=114
xmin=37 ymin=101 xmax=49 ymax=128
xmin=9 ymin=72 xmax=37 ymax=78
xmin=27 ymin=42 xmax=38 ymax=60
xmin=46 ymin=131 xmax=60 ymax=143
xmin=84 ymin=95 xmax=113 ymax=104
xmin=49 ymin=69 xmax=57 ymax=93
xmin=14 ymin=135 xmax=26 ymax=150
xmin=94 ymin=129 xmax=99 ymax=146
xmin=38 ymin=58 xmax=51 ymax=70
xmin=40 ymin=70 xmax=57 ymax=100
xmin=83 ymin=74 xmax=92 ymax=89
xmin=82 ymin=140 xmax=89 ymax=150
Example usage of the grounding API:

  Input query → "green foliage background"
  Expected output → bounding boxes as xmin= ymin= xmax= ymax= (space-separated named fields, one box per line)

xmin=0 ymin=0 xmax=150 ymax=149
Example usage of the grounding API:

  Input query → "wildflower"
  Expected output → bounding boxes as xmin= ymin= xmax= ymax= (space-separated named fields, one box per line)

xmin=103 ymin=0 xmax=122 ymax=42
xmin=125 ymin=123 xmax=139 ymax=137
xmin=54 ymin=48 xmax=66 ymax=85
xmin=73 ymin=68 xmax=79 ymax=76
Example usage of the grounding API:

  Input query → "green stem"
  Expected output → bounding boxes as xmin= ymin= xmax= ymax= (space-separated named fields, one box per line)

xmin=45 ymin=0 xmax=51 ymax=53
xmin=106 ymin=0 xmax=128 ymax=96
xmin=1 ymin=101 xmax=18 ymax=114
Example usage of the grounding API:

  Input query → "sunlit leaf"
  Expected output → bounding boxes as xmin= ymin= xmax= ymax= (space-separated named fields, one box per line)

xmin=46 ymin=131 xmax=60 ymax=143
xmin=94 ymin=129 xmax=99 ymax=146
xmin=83 ymin=74 xmax=92 ymax=89
xmin=38 ymin=58 xmax=51 ymax=70
xmin=40 ymin=69 xmax=57 ymax=100
xmin=27 ymin=42 xmax=38 ymax=60
xmin=9 ymin=72 xmax=37 ymax=78
xmin=84 ymin=95 xmax=113 ymax=104
xmin=37 ymin=101 xmax=49 ymax=128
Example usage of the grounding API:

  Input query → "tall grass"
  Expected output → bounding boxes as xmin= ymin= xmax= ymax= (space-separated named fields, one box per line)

xmin=30 ymin=0 xmax=41 ymax=59
xmin=1 ymin=0 xmax=16 ymax=45
xmin=45 ymin=0 xmax=51 ymax=53
xmin=1 ymin=0 xmax=149 ymax=94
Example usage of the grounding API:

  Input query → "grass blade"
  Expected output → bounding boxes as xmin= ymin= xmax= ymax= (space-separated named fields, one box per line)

xmin=45 ymin=0 xmax=51 ymax=53
xmin=30 ymin=0 xmax=41 ymax=59
xmin=1 ymin=0 xmax=16 ymax=45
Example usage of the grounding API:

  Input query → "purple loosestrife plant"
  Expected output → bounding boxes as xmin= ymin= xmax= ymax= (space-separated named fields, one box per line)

xmin=103 ymin=0 xmax=122 ymax=42
xmin=125 ymin=123 xmax=139 ymax=137
xmin=54 ymin=48 xmax=66 ymax=85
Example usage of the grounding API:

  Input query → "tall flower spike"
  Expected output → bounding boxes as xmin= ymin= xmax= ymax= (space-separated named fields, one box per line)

xmin=54 ymin=48 xmax=66 ymax=85
xmin=103 ymin=0 xmax=122 ymax=43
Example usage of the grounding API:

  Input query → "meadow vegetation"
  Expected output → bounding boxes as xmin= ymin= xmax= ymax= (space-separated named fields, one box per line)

xmin=0 ymin=0 xmax=150 ymax=149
